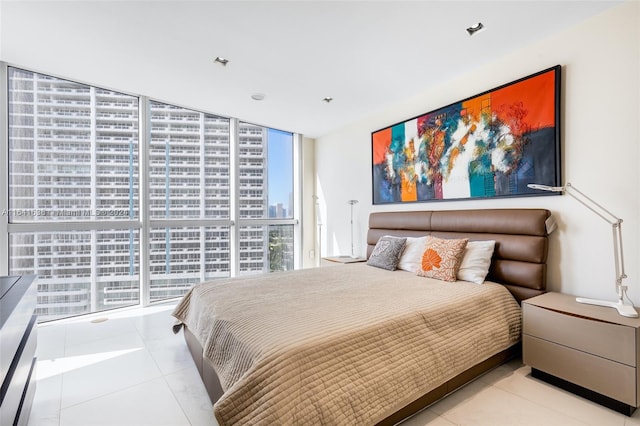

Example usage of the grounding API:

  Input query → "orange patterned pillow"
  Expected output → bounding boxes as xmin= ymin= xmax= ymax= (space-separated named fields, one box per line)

xmin=416 ymin=236 xmax=468 ymax=282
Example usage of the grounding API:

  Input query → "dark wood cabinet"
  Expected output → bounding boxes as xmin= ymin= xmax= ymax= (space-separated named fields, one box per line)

xmin=0 ymin=275 xmax=37 ymax=426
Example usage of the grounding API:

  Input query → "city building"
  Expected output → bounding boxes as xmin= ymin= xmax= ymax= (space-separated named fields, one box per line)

xmin=7 ymin=68 xmax=293 ymax=321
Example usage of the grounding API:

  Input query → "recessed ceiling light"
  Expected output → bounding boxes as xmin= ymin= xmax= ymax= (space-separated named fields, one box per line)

xmin=466 ymin=22 xmax=485 ymax=36
xmin=251 ymin=93 xmax=266 ymax=101
xmin=214 ymin=56 xmax=229 ymax=66
xmin=323 ymin=97 xmax=333 ymax=103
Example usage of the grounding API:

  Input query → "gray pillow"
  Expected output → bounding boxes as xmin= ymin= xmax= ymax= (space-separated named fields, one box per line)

xmin=367 ymin=236 xmax=407 ymax=271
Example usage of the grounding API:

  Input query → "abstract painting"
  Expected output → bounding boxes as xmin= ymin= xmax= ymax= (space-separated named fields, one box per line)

xmin=371 ymin=65 xmax=561 ymax=204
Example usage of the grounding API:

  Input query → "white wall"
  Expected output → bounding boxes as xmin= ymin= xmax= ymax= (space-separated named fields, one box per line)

xmin=638 ymin=0 xmax=640 ymax=308
xmin=316 ymin=2 xmax=640 ymax=304
xmin=0 ymin=2 xmax=3 ymax=60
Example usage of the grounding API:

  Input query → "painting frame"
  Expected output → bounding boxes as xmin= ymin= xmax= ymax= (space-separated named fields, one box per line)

xmin=371 ymin=65 xmax=562 ymax=205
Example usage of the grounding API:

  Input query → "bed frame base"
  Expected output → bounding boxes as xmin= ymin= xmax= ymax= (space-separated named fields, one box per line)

xmin=183 ymin=327 xmax=520 ymax=424
xmin=184 ymin=327 xmax=224 ymax=403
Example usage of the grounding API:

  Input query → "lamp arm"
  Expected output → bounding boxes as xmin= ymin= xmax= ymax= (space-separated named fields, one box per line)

xmin=613 ymin=220 xmax=627 ymax=286
xmin=564 ymin=183 xmax=627 ymax=291
xmin=529 ymin=181 xmax=635 ymax=316
xmin=564 ymin=183 xmax=619 ymax=225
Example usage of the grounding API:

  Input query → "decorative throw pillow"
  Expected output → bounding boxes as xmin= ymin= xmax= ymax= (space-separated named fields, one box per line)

xmin=367 ymin=236 xmax=407 ymax=271
xmin=416 ymin=236 xmax=468 ymax=282
xmin=397 ymin=236 xmax=428 ymax=273
xmin=457 ymin=240 xmax=496 ymax=284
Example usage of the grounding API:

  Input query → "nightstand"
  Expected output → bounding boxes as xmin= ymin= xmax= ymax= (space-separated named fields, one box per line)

xmin=523 ymin=292 xmax=640 ymax=415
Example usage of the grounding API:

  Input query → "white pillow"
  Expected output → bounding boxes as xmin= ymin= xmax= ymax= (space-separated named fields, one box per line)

xmin=457 ymin=240 xmax=496 ymax=284
xmin=397 ymin=236 xmax=428 ymax=273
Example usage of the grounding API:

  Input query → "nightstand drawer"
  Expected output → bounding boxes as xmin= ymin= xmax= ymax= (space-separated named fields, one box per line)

xmin=523 ymin=303 xmax=635 ymax=366
xmin=524 ymin=334 xmax=636 ymax=406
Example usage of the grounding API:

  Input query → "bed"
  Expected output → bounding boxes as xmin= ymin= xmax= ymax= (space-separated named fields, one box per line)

xmin=172 ymin=208 xmax=552 ymax=425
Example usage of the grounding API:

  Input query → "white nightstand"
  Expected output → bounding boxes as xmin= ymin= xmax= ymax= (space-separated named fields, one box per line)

xmin=523 ymin=292 xmax=640 ymax=415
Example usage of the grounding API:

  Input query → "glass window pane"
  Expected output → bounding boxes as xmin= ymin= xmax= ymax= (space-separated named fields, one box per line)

xmin=149 ymin=101 xmax=230 ymax=219
xmin=9 ymin=229 xmax=140 ymax=322
xmin=8 ymin=67 xmax=139 ymax=222
xmin=267 ymin=129 xmax=293 ymax=219
xmin=149 ymin=226 xmax=230 ymax=302
xmin=238 ymin=123 xmax=266 ymax=219
xmin=5 ymin=66 xmax=299 ymax=323
xmin=238 ymin=123 xmax=293 ymax=219
xmin=239 ymin=225 xmax=294 ymax=276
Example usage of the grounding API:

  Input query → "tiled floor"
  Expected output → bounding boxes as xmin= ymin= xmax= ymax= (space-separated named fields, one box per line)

xmin=28 ymin=302 xmax=640 ymax=426
xmin=28 ymin=302 xmax=215 ymax=426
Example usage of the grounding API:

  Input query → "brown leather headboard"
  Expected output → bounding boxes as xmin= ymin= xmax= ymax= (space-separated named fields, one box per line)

xmin=367 ymin=209 xmax=552 ymax=302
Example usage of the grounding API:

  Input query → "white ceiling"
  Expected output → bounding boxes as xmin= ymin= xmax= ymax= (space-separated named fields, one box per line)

xmin=0 ymin=0 xmax=624 ymax=137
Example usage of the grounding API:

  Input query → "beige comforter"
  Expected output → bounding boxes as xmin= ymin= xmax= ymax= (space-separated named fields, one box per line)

xmin=172 ymin=263 xmax=521 ymax=425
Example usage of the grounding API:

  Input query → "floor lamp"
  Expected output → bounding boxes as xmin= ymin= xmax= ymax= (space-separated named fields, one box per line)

xmin=528 ymin=183 xmax=637 ymax=318
xmin=313 ymin=196 xmax=322 ymax=267
xmin=348 ymin=200 xmax=358 ymax=258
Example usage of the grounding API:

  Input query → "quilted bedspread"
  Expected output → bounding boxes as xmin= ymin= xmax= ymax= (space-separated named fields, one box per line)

xmin=172 ymin=263 xmax=521 ymax=425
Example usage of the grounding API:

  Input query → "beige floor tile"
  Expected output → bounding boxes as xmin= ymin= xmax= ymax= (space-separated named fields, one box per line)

xmin=131 ymin=304 xmax=180 ymax=342
xmin=59 ymin=377 xmax=190 ymax=426
xmin=63 ymin=316 xmax=136 ymax=348
xmin=164 ymin=366 xmax=217 ymax=426
xmin=430 ymin=379 xmax=588 ymax=425
xmin=622 ymin=408 xmax=640 ymax=425
xmin=486 ymin=364 xmax=625 ymax=426
xmin=27 ymin=374 xmax=62 ymax=426
xmin=36 ymin=322 xmax=67 ymax=360
xmin=60 ymin=346 xmax=162 ymax=408
xmin=400 ymin=408 xmax=456 ymax=425
xmin=146 ymin=334 xmax=193 ymax=376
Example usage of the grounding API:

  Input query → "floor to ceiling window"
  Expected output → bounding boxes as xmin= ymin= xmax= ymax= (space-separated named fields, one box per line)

xmin=3 ymin=66 xmax=300 ymax=322
xmin=147 ymin=100 xmax=232 ymax=302
xmin=238 ymin=123 xmax=294 ymax=275
xmin=7 ymin=68 xmax=141 ymax=320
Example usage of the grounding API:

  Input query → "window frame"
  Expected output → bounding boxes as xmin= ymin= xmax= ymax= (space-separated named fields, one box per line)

xmin=0 ymin=63 xmax=301 ymax=319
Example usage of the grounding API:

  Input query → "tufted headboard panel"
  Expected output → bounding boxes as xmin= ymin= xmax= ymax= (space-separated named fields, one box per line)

xmin=366 ymin=209 xmax=552 ymax=302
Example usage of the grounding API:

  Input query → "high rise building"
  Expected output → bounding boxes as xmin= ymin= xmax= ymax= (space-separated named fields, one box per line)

xmin=8 ymin=69 xmax=140 ymax=320
xmin=238 ymin=123 xmax=269 ymax=275
xmin=147 ymin=101 xmax=232 ymax=302
xmin=7 ymin=68 xmax=292 ymax=322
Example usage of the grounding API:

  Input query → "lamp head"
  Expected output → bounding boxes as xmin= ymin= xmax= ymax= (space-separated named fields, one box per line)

xmin=527 ymin=183 xmax=565 ymax=192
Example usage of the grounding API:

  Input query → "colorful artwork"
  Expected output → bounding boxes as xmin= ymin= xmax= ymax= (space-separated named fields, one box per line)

xmin=371 ymin=66 xmax=561 ymax=204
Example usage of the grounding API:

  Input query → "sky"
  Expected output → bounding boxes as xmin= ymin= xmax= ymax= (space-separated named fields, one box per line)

xmin=267 ymin=128 xmax=293 ymax=212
